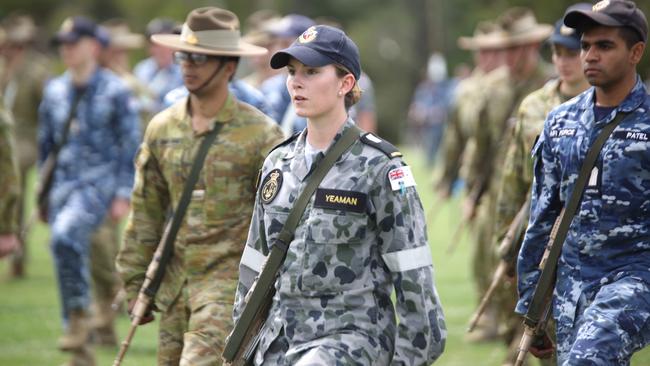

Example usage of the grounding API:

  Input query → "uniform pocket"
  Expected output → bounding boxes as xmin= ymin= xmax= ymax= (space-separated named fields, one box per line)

xmin=300 ymin=209 xmax=369 ymax=293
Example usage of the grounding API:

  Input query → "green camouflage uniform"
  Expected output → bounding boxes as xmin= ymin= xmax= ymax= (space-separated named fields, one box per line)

xmin=494 ymin=78 xmax=567 ymax=247
xmin=233 ymin=120 xmax=446 ymax=365
xmin=436 ymin=68 xmax=486 ymax=195
xmin=0 ymin=108 xmax=20 ymax=235
xmin=494 ymin=78 xmax=568 ymax=365
xmin=466 ymin=61 xmax=552 ymax=329
xmin=116 ymin=94 xmax=284 ymax=365
xmin=2 ymin=50 xmax=49 ymax=272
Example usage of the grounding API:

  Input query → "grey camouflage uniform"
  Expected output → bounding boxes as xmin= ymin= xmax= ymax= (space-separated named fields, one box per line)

xmin=232 ymin=120 xmax=446 ymax=365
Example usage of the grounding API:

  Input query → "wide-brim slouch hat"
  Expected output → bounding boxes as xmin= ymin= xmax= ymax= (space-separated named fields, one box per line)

xmin=152 ymin=7 xmax=267 ymax=57
xmin=457 ymin=21 xmax=510 ymax=50
xmin=499 ymin=7 xmax=553 ymax=47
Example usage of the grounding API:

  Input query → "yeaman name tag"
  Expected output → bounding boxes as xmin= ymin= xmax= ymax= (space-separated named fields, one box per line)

xmin=314 ymin=188 xmax=367 ymax=213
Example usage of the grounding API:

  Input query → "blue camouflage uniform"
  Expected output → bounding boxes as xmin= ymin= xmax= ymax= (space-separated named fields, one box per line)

xmin=233 ymin=120 xmax=446 ymax=366
xmin=162 ymin=79 xmax=274 ymax=120
xmin=133 ymin=57 xmax=183 ymax=115
xmin=38 ymin=67 xmax=141 ymax=318
xmin=259 ymin=73 xmax=291 ymax=124
xmin=516 ymin=77 xmax=650 ymax=365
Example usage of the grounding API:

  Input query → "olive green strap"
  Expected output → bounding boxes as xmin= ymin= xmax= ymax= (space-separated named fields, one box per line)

xmin=223 ymin=125 xmax=362 ymax=362
xmin=144 ymin=123 xmax=223 ymax=297
xmin=523 ymin=112 xmax=629 ymax=328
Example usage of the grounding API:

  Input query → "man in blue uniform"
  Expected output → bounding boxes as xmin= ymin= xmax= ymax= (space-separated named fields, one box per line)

xmin=516 ymin=1 xmax=650 ymax=364
xmin=39 ymin=16 xmax=140 ymax=366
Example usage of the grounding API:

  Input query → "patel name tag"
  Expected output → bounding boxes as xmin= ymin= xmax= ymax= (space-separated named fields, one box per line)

xmin=613 ymin=130 xmax=649 ymax=141
xmin=314 ymin=189 xmax=367 ymax=213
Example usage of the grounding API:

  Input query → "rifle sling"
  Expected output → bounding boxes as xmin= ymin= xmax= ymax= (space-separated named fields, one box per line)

xmin=143 ymin=123 xmax=223 ymax=298
xmin=223 ymin=125 xmax=362 ymax=361
xmin=523 ymin=111 xmax=629 ymax=328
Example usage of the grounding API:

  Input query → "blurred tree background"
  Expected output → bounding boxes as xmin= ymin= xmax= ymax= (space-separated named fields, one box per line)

xmin=1 ymin=0 xmax=649 ymax=143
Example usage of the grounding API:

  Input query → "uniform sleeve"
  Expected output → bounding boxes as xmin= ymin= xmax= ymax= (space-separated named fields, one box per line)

xmin=493 ymin=105 xmax=536 ymax=258
xmin=37 ymin=86 xmax=54 ymax=166
xmin=515 ymin=116 xmax=562 ymax=315
xmin=0 ymin=118 xmax=20 ymax=234
xmin=112 ymin=88 xmax=142 ymax=200
xmin=116 ymin=136 xmax=170 ymax=301
xmin=373 ymin=160 xmax=446 ymax=365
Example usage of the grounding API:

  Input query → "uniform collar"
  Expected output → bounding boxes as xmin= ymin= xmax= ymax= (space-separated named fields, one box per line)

xmin=179 ymin=91 xmax=238 ymax=137
xmin=284 ymin=118 xmax=356 ymax=181
xmin=580 ymin=76 xmax=647 ymax=119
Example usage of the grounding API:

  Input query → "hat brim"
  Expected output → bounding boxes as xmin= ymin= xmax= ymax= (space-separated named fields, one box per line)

xmin=270 ymin=45 xmax=335 ymax=69
xmin=151 ymin=34 xmax=267 ymax=56
xmin=564 ymin=10 xmax=622 ymax=31
xmin=111 ymin=34 xmax=145 ymax=49
xmin=457 ymin=34 xmax=510 ymax=50
xmin=549 ymin=34 xmax=581 ymax=50
xmin=51 ymin=32 xmax=82 ymax=45
xmin=504 ymin=25 xmax=554 ymax=47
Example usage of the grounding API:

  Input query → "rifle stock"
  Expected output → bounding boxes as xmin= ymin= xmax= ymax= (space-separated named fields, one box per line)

xmin=467 ymin=197 xmax=531 ymax=331
xmin=113 ymin=221 xmax=172 ymax=366
xmin=223 ymin=256 xmax=277 ymax=366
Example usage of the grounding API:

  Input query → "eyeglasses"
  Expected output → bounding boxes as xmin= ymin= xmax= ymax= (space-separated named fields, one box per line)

xmin=173 ymin=51 xmax=213 ymax=65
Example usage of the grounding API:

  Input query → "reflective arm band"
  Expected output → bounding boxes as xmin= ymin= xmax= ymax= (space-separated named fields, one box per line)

xmin=382 ymin=245 xmax=433 ymax=272
xmin=240 ymin=245 xmax=266 ymax=273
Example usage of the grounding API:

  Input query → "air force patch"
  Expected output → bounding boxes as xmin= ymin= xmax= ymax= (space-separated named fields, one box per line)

xmin=261 ymin=169 xmax=283 ymax=204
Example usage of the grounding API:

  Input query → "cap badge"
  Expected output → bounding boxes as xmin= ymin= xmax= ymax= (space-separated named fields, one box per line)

xmin=298 ymin=26 xmax=318 ymax=44
xmin=560 ymin=25 xmax=575 ymax=36
xmin=185 ymin=31 xmax=198 ymax=45
xmin=261 ymin=169 xmax=283 ymax=204
xmin=61 ymin=18 xmax=74 ymax=33
xmin=593 ymin=0 xmax=610 ymax=12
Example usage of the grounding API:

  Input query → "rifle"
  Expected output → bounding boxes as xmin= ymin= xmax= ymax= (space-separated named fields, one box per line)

xmin=445 ymin=181 xmax=483 ymax=254
xmin=467 ymin=197 xmax=531 ymax=332
xmin=113 ymin=220 xmax=172 ymax=366
xmin=513 ymin=210 xmax=563 ymax=366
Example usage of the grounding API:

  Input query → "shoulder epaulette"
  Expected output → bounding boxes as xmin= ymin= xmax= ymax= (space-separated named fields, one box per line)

xmin=360 ymin=133 xmax=402 ymax=159
xmin=268 ymin=132 xmax=300 ymax=155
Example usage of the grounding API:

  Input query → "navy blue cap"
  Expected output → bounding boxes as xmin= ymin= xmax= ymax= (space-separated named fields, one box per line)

xmin=270 ymin=25 xmax=361 ymax=80
xmin=267 ymin=14 xmax=315 ymax=39
xmin=52 ymin=16 xmax=107 ymax=47
xmin=549 ymin=19 xmax=582 ymax=49
xmin=564 ymin=0 xmax=647 ymax=43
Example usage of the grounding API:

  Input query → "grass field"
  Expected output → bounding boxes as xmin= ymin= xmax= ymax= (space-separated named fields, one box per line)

xmin=0 ymin=147 xmax=648 ymax=365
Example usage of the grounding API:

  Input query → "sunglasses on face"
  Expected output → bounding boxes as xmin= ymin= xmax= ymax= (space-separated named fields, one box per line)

xmin=173 ymin=51 xmax=214 ymax=65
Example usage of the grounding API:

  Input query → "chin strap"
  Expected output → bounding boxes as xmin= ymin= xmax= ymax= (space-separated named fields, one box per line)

xmin=189 ymin=59 xmax=227 ymax=95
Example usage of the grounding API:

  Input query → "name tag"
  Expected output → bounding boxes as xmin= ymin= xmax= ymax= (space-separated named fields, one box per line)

xmin=613 ymin=130 xmax=649 ymax=141
xmin=314 ymin=189 xmax=367 ymax=213
xmin=549 ymin=128 xmax=576 ymax=138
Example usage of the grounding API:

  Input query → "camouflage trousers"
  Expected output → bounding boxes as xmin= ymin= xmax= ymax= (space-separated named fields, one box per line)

xmin=158 ymin=281 xmax=235 ymax=366
xmin=50 ymin=190 xmax=108 ymax=319
xmin=89 ymin=218 xmax=121 ymax=304
xmin=557 ymin=276 xmax=650 ymax=366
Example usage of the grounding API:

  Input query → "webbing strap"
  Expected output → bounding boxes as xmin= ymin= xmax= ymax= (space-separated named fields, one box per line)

xmin=524 ymin=112 xmax=629 ymax=327
xmin=144 ymin=123 xmax=223 ymax=297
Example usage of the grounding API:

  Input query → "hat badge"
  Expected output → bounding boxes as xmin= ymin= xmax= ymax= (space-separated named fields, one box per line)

xmin=185 ymin=31 xmax=198 ymax=45
xmin=298 ymin=26 xmax=318 ymax=44
xmin=61 ymin=18 xmax=74 ymax=33
xmin=560 ymin=25 xmax=575 ymax=36
xmin=593 ymin=0 xmax=610 ymax=12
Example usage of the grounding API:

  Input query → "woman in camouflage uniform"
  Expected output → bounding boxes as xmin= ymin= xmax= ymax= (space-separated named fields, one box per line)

xmin=232 ymin=25 xmax=446 ymax=365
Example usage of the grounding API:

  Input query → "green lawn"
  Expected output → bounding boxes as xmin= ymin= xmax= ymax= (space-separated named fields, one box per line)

xmin=0 ymin=149 xmax=648 ymax=365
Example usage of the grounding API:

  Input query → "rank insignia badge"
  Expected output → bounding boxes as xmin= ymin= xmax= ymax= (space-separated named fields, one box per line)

xmin=261 ymin=169 xmax=283 ymax=204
